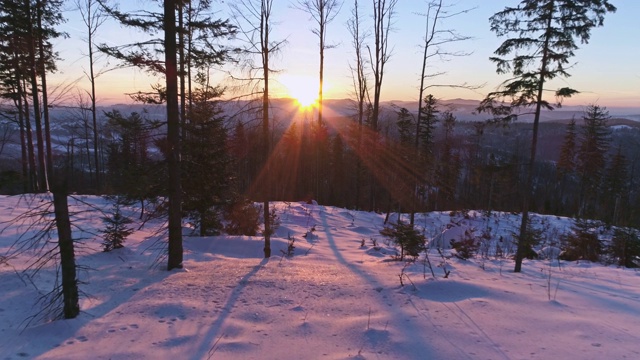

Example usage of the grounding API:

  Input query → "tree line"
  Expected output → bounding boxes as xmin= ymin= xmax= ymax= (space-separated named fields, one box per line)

xmin=0 ymin=0 xmax=632 ymax=286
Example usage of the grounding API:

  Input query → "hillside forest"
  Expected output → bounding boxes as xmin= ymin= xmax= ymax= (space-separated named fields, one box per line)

xmin=0 ymin=0 xmax=638 ymax=284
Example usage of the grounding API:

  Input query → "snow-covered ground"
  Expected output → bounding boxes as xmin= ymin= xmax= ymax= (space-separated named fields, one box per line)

xmin=1 ymin=195 xmax=639 ymax=359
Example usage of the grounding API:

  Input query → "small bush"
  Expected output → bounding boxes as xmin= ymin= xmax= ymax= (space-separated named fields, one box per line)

xmin=282 ymin=235 xmax=295 ymax=257
xmin=101 ymin=202 xmax=134 ymax=252
xmin=560 ymin=218 xmax=602 ymax=262
xmin=225 ymin=199 xmax=260 ymax=236
xmin=450 ymin=230 xmax=479 ymax=260
xmin=263 ymin=206 xmax=280 ymax=237
xmin=187 ymin=208 xmax=223 ymax=236
xmin=380 ymin=221 xmax=426 ymax=261
xmin=607 ymin=227 xmax=640 ymax=268
xmin=512 ymin=222 xmax=543 ymax=260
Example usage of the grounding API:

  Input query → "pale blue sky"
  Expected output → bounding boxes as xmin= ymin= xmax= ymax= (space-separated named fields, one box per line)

xmin=53 ymin=0 xmax=639 ymax=108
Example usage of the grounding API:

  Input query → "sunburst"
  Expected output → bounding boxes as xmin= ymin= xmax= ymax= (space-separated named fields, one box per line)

xmin=278 ymin=74 xmax=319 ymax=108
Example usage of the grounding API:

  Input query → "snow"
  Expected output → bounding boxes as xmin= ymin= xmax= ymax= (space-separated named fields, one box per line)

xmin=1 ymin=195 xmax=640 ymax=359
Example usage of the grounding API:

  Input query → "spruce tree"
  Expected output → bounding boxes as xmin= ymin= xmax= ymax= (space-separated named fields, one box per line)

xmin=557 ymin=118 xmax=577 ymax=177
xmin=577 ymin=104 xmax=611 ymax=218
xmin=181 ymin=87 xmax=231 ymax=236
xmin=477 ymin=0 xmax=616 ymax=272
xmin=603 ymin=148 xmax=629 ymax=225
xmin=101 ymin=200 xmax=134 ymax=251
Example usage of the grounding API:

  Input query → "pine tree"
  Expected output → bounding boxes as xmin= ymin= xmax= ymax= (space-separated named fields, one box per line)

xmin=418 ymin=94 xmax=439 ymax=210
xmin=561 ymin=218 xmax=602 ymax=262
xmin=0 ymin=0 xmax=64 ymax=192
xmin=577 ymin=104 xmax=611 ymax=218
xmin=557 ymin=118 xmax=577 ymax=176
xmin=477 ymin=0 xmax=616 ymax=272
xmin=602 ymin=148 xmax=629 ymax=225
xmin=101 ymin=199 xmax=134 ymax=251
xmin=181 ymin=87 xmax=231 ymax=236
xmin=396 ymin=107 xmax=414 ymax=146
xmin=608 ymin=227 xmax=640 ymax=268
xmin=436 ymin=111 xmax=460 ymax=209
xmin=104 ymin=111 xmax=160 ymax=217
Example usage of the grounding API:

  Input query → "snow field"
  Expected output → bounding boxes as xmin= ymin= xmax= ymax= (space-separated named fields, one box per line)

xmin=0 ymin=196 xmax=639 ymax=359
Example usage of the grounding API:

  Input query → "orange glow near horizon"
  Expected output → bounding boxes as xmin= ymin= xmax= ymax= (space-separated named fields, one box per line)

xmin=278 ymin=74 xmax=321 ymax=109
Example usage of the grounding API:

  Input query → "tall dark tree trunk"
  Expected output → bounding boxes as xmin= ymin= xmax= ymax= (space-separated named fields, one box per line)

xmin=24 ymin=0 xmax=47 ymax=192
xmin=165 ymin=0 xmax=183 ymax=270
xmin=36 ymin=0 xmax=53 ymax=184
xmin=178 ymin=4 xmax=187 ymax=140
xmin=262 ymin=1 xmax=272 ymax=258
xmin=14 ymin=71 xmax=30 ymax=192
xmin=23 ymin=94 xmax=38 ymax=191
xmin=88 ymin=11 xmax=101 ymax=192
xmin=514 ymin=13 xmax=552 ymax=273
xmin=52 ymin=190 xmax=80 ymax=319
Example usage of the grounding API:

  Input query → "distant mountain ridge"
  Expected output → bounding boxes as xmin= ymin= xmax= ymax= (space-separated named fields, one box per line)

xmin=46 ymin=98 xmax=639 ymax=132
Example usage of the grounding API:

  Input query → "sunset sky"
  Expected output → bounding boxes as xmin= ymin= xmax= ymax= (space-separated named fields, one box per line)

xmin=52 ymin=0 xmax=639 ymax=108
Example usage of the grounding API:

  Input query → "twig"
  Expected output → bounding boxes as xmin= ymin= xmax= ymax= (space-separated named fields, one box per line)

xmin=207 ymin=333 xmax=225 ymax=359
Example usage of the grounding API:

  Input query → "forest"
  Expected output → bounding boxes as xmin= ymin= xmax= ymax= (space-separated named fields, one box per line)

xmin=1 ymin=0 xmax=639 ymax=323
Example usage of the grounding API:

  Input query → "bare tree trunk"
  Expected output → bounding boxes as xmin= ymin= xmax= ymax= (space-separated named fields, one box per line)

xmin=26 ymin=0 xmax=47 ymax=192
xmin=77 ymin=0 xmax=106 ymax=191
xmin=262 ymin=0 xmax=272 ymax=258
xmin=165 ymin=0 xmax=183 ymax=270
xmin=178 ymin=4 xmax=187 ymax=140
xmin=15 ymin=72 xmax=30 ymax=192
xmin=52 ymin=190 xmax=79 ymax=319
xmin=23 ymin=93 xmax=38 ymax=192
xmin=36 ymin=0 xmax=53 ymax=185
xmin=514 ymin=12 xmax=552 ymax=273
xmin=348 ymin=0 xmax=368 ymax=210
xmin=370 ymin=0 xmax=397 ymax=132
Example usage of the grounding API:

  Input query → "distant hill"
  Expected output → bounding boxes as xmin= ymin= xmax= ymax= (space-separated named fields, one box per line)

xmin=17 ymin=97 xmax=640 ymax=146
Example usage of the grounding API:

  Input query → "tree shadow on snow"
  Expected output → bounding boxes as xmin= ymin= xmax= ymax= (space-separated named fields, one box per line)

xmin=194 ymin=257 xmax=269 ymax=358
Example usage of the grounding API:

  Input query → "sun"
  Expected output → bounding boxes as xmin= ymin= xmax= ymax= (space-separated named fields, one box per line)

xmin=278 ymin=74 xmax=319 ymax=108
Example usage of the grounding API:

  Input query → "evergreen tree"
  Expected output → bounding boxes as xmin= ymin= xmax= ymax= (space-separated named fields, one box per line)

xmin=418 ymin=95 xmax=439 ymax=160
xmin=557 ymin=118 xmax=577 ymax=176
xmin=0 ymin=0 xmax=64 ymax=192
xmin=608 ymin=227 xmax=640 ymax=268
xmin=477 ymin=0 xmax=616 ymax=272
xmin=104 ymin=111 xmax=161 ymax=217
xmin=561 ymin=218 xmax=602 ymax=262
xmin=181 ymin=87 xmax=231 ymax=236
xmin=435 ymin=111 xmax=459 ymax=210
xmin=577 ymin=104 xmax=611 ymax=218
xmin=418 ymin=94 xmax=439 ymax=210
xmin=396 ymin=107 xmax=414 ymax=146
xmin=380 ymin=221 xmax=426 ymax=261
xmin=602 ymin=148 xmax=629 ymax=225
xmin=101 ymin=199 xmax=134 ymax=251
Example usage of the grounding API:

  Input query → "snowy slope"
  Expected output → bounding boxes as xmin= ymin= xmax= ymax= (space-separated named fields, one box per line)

xmin=1 ymin=196 xmax=639 ymax=359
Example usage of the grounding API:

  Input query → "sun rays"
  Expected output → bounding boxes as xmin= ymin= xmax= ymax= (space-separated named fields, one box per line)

xmin=278 ymin=74 xmax=321 ymax=109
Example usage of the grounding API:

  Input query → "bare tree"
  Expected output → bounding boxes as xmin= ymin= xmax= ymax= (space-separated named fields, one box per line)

xmin=1 ymin=192 xmax=81 ymax=322
xmin=346 ymin=0 xmax=369 ymax=209
xmin=369 ymin=0 xmax=397 ymax=132
xmin=165 ymin=0 xmax=183 ymax=270
xmin=35 ymin=0 xmax=65 ymax=188
xmin=231 ymin=0 xmax=286 ymax=258
xmin=293 ymin=0 xmax=342 ymax=203
xmin=293 ymin=0 xmax=342 ymax=127
xmin=75 ymin=0 xmax=107 ymax=192
xmin=410 ymin=0 xmax=476 ymax=224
